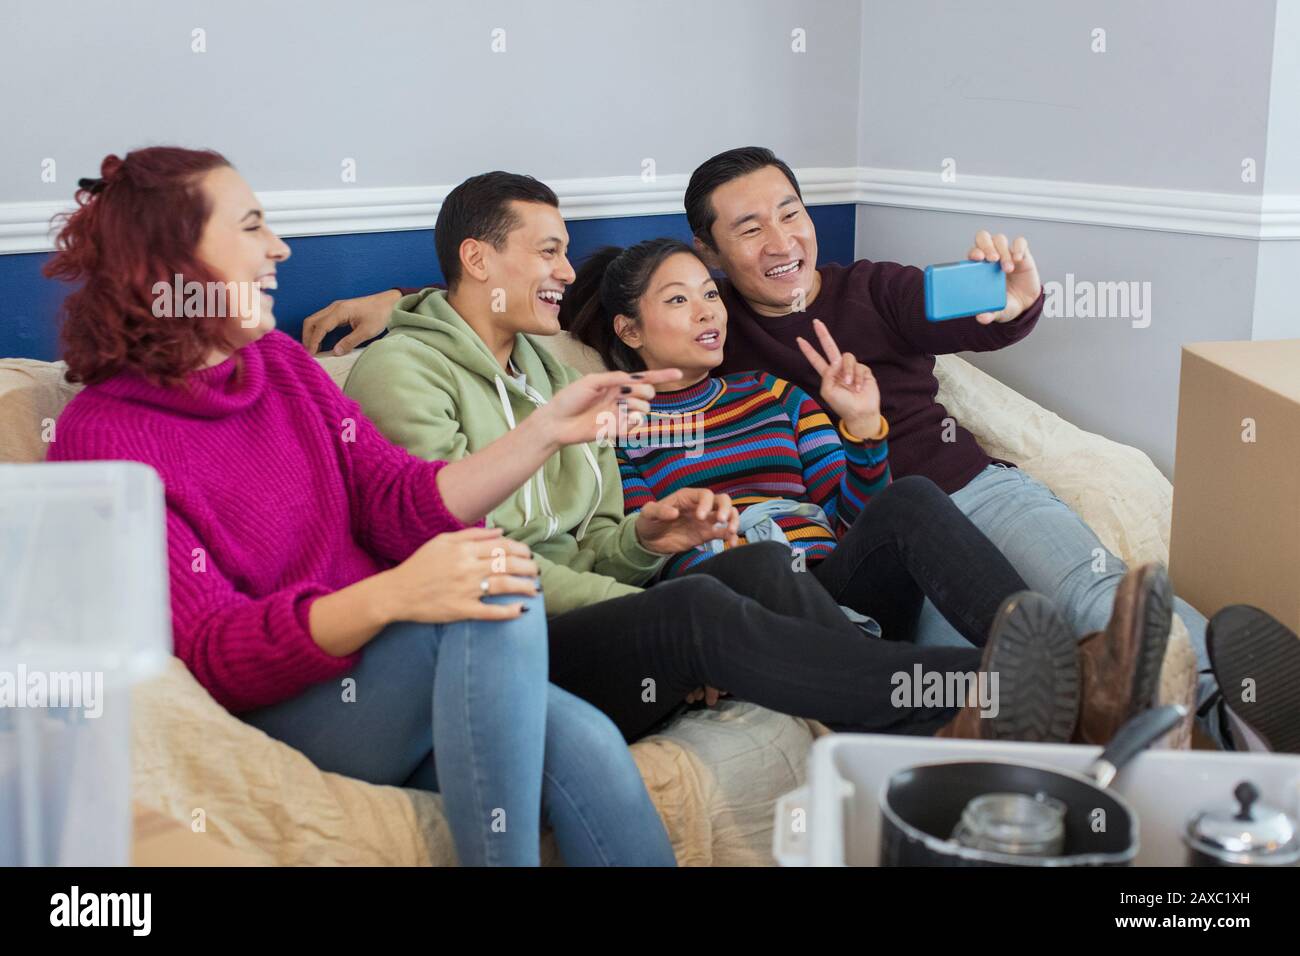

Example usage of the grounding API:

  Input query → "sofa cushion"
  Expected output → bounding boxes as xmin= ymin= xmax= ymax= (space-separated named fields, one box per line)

xmin=0 ymin=358 xmax=79 ymax=463
xmin=317 ymin=350 xmax=364 ymax=391
xmin=932 ymin=353 xmax=1174 ymax=569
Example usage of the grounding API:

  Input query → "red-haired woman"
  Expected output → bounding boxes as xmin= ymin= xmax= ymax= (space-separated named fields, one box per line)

xmin=44 ymin=147 xmax=681 ymax=866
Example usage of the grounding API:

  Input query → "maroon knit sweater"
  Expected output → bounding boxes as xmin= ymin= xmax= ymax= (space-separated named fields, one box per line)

xmin=716 ymin=260 xmax=1043 ymax=493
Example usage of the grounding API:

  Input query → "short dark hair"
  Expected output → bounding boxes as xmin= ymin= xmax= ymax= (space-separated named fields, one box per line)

xmin=684 ymin=146 xmax=802 ymax=250
xmin=434 ymin=171 xmax=559 ymax=288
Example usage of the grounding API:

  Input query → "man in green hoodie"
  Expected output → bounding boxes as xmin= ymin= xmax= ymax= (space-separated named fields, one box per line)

xmin=345 ymin=173 xmax=740 ymax=618
xmin=342 ymin=171 xmax=1088 ymax=746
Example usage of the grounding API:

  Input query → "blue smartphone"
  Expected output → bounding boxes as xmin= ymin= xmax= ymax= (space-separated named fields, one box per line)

xmin=923 ymin=260 xmax=1006 ymax=322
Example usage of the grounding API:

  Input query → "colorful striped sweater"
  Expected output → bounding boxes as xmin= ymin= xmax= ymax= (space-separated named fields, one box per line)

xmin=617 ymin=371 xmax=891 ymax=578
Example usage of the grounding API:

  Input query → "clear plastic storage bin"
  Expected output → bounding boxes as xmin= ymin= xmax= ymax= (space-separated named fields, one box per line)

xmin=0 ymin=461 xmax=172 ymax=865
xmin=774 ymin=732 xmax=1300 ymax=866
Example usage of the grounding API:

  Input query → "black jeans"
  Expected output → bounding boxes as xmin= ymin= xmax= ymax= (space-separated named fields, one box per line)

xmin=811 ymin=475 xmax=1029 ymax=646
xmin=546 ymin=478 xmax=1027 ymax=741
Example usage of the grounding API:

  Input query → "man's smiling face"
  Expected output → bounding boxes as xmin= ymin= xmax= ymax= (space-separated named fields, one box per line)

xmin=480 ymin=200 xmax=576 ymax=337
xmin=703 ymin=165 xmax=820 ymax=315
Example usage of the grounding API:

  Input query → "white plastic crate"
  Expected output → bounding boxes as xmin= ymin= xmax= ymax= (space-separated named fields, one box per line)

xmin=0 ymin=461 xmax=172 ymax=865
xmin=775 ymin=732 xmax=1300 ymax=866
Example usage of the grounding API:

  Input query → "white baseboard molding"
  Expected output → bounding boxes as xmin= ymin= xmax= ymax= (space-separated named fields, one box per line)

xmin=3 ymin=166 xmax=1296 ymax=254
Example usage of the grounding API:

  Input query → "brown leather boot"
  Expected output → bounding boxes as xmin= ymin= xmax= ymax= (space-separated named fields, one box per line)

xmin=1072 ymin=563 xmax=1173 ymax=745
xmin=936 ymin=591 xmax=1079 ymax=742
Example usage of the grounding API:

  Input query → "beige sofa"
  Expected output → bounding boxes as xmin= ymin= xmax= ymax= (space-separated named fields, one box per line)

xmin=0 ymin=335 xmax=1198 ymax=866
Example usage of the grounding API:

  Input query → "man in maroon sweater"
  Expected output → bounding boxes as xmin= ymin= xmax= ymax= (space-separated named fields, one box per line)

xmin=696 ymin=161 xmax=1040 ymax=495
xmin=300 ymin=148 xmax=1225 ymax=748
xmin=685 ymin=147 xmax=1216 ymax=746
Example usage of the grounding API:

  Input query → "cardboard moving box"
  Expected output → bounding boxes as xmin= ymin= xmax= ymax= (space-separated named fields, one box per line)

xmin=1169 ymin=340 xmax=1300 ymax=633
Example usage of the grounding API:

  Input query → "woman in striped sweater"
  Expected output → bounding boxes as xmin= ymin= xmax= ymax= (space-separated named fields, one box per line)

xmin=562 ymin=239 xmax=1066 ymax=677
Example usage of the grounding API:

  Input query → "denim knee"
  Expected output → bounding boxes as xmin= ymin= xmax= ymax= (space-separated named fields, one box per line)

xmin=386 ymin=594 xmax=548 ymax=674
xmin=472 ymin=592 xmax=549 ymax=669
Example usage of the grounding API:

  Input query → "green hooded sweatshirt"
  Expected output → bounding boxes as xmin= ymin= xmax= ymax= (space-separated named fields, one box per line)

xmin=343 ymin=289 xmax=665 ymax=616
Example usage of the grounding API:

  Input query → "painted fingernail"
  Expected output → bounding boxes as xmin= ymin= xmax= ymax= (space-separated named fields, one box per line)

xmin=620 ymin=386 xmax=632 ymax=394
xmin=630 ymin=373 xmax=645 ymax=380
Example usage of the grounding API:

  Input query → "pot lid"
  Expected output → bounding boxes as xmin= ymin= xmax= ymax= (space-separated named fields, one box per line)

xmin=1186 ymin=781 xmax=1300 ymax=863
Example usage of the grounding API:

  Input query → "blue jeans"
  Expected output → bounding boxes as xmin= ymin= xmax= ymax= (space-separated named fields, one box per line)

xmin=913 ymin=464 xmax=1222 ymax=745
xmin=240 ymin=595 xmax=675 ymax=866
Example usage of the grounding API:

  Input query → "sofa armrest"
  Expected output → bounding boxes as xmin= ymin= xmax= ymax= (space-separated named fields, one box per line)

xmin=933 ymin=354 xmax=1172 ymax=568
xmin=0 ymin=359 xmax=80 ymax=463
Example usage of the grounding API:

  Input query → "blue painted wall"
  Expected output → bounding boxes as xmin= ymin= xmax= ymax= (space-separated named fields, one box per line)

xmin=0 ymin=204 xmax=856 ymax=361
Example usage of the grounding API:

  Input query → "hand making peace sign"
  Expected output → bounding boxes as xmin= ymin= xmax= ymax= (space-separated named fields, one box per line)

xmin=795 ymin=319 xmax=883 ymax=440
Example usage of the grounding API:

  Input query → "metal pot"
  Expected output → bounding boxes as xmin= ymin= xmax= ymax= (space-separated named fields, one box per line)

xmin=1184 ymin=780 xmax=1300 ymax=866
xmin=879 ymin=705 xmax=1185 ymax=866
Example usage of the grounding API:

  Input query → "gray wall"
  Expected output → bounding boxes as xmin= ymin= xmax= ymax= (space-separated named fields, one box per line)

xmin=855 ymin=206 xmax=1259 ymax=475
xmin=855 ymin=0 xmax=1290 ymax=476
xmin=1262 ymin=0 xmax=1300 ymax=195
xmin=1 ymin=0 xmax=861 ymax=199
xmin=858 ymin=0 xmax=1275 ymax=192
xmin=1253 ymin=0 xmax=1300 ymax=341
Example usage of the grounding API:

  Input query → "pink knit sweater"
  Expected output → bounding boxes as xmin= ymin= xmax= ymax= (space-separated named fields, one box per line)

xmin=47 ymin=331 xmax=471 ymax=713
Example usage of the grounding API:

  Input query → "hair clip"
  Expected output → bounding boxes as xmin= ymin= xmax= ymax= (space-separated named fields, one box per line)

xmin=78 ymin=177 xmax=106 ymax=195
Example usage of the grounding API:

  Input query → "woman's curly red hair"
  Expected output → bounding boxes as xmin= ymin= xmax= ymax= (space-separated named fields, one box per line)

xmin=45 ymin=146 xmax=236 ymax=386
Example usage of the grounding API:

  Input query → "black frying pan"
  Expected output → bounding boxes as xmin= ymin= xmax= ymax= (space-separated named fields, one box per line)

xmin=879 ymin=705 xmax=1186 ymax=866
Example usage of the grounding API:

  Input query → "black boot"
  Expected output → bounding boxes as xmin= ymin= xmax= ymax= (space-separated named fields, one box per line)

xmin=1208 ymin=605 xmax=1300 ymax=753
xmin=935 ymin=592 xmax=1079 ymax=743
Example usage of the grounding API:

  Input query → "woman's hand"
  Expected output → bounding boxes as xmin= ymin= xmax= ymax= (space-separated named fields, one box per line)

xmin=795 ymin=319 xmax=882 ymax=439
xmin=635 ymin=488 xmax=741 ymax=555
xmin=530 ymin=368 xmax=683 ymax=450
xmin=380 ymin=527 xmax=539 ymax=623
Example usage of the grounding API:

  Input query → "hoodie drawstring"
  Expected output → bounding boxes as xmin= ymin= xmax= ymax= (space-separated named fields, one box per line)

xmin=576 ymin=443 xmax=602 ymax=540
xmin=494 ymin=374 xmax=532 ymax=524
xmin=494 ymin=369 xmax=604 ymax=541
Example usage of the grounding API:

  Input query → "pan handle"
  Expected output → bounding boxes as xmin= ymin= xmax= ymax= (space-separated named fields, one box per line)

xmin=1087 ymin=704 xmax=1187 ymax=788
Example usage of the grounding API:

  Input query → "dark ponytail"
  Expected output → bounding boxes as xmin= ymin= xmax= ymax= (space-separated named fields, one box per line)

xmin=560 ymin=238 xmax=699 ymax=372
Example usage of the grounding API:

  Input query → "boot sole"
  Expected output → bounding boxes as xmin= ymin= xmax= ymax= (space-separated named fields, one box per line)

xmin=1208 ymin=605 xmax=1300 ymax=753
xmin=1127 ymin=564 xmax=1174 ymax=722
xmin=983 ymin=592 xmax=1080 ymax=743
